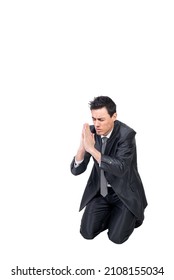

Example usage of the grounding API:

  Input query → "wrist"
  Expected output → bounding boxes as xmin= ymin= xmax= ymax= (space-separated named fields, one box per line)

xmin=88 ymin=147 xmax=101 ymax=163
xmin=76 ymin=148 xmax=85 ymax=161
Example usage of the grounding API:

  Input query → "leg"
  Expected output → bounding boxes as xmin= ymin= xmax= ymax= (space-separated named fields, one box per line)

xmin=80 ymin=195 xmax=111 ymax=239
xmin=108 ymin=195 xmax=136 ymax=244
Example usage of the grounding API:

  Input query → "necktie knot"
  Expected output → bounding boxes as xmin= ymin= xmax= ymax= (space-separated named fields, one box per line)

xmin=102 ymin=136 xmax=107 ymax=144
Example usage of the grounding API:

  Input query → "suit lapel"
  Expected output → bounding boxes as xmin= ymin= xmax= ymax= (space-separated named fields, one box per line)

xmin=105 ymin=121 xmax=120 ymax=155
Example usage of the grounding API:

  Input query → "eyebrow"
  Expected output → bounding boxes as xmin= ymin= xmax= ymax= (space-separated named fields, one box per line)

xmin=92 ymin=117 xmax=105 ymax=121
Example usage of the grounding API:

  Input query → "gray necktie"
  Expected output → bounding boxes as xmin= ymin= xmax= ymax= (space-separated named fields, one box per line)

xmin=100 ymin=137 xmax=108 ymax=197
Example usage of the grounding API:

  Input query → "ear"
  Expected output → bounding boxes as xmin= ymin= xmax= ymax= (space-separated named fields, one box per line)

xmin=112 ymin=112 xmax=117 ymax=121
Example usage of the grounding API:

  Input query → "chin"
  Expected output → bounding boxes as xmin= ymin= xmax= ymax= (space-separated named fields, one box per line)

xmin=96 ymin=131 xmax=102 ymax=135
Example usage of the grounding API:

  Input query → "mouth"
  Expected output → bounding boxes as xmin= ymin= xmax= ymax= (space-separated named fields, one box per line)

xmin=96 ymin=129 xmax=102 ymax=134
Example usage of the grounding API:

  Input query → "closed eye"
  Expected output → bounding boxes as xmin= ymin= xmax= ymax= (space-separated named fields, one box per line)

xmin=92 ymin=117 xmax=105 ymax=122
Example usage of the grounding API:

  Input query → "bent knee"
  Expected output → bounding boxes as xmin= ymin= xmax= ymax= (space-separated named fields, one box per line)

xmin=80 ymin=228 xmax=96 ymax=240
xmin=108 ymin=232 xmax=131 ymax=244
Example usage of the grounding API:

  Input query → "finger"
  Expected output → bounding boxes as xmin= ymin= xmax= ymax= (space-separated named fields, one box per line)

xmin=84 ymin=123 xmax=89 ymax=128
xmin=85 ymin=124 xmax=91 ymax=134
xmin=82 ymin=124 xmax=87 ymax=135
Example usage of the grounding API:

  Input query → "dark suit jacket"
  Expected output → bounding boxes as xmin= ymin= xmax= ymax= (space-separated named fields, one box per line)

xmin=71 ymin=120 xmax=147 ymax=226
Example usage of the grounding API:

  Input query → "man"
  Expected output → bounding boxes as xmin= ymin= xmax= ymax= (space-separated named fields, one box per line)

xmin=70 ymin=96 xmax=147 ymax=244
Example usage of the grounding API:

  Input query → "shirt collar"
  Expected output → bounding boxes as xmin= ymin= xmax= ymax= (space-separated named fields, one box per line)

xmin=101 ymin=128 xmax=113 ymax=139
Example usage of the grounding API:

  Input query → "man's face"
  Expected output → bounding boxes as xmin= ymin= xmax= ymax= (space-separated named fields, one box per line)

xmin=91 ymin=107 xmax=117 ymax=136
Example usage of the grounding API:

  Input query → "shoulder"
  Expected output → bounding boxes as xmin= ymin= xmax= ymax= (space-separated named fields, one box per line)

xmin=114 ymin=120 xmax=136 ymax=139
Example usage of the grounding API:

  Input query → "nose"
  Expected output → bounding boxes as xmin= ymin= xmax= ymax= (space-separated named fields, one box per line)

xmin=95 ymin=120 xmax=100 ymax=127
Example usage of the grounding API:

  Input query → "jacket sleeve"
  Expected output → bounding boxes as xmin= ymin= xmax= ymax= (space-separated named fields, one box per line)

xmin=100 ymin=131 xmax=136 ymax=177
xmin=70 ymin=152 xmax=91 ymax=175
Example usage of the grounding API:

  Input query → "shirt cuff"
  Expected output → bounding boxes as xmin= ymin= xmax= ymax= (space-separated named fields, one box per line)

xmin=74 ymin=158 xmax=84 ymax=167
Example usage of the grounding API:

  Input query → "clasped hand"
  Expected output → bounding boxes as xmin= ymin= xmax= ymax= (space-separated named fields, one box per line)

xmin=82 ymin=123 xmax=95 ymax=153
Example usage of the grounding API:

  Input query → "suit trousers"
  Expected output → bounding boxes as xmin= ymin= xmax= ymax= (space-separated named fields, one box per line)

xmin=80 ymin=188 xmax=136 ymax=244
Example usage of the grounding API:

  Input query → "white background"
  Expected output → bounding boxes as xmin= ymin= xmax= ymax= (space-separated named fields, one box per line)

xmin=0 ymin=0 xmax=174 ymax=279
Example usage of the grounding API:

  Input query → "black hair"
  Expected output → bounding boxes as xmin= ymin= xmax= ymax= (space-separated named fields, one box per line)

xmin=89 ymin=96 xmax=116 ymax=117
